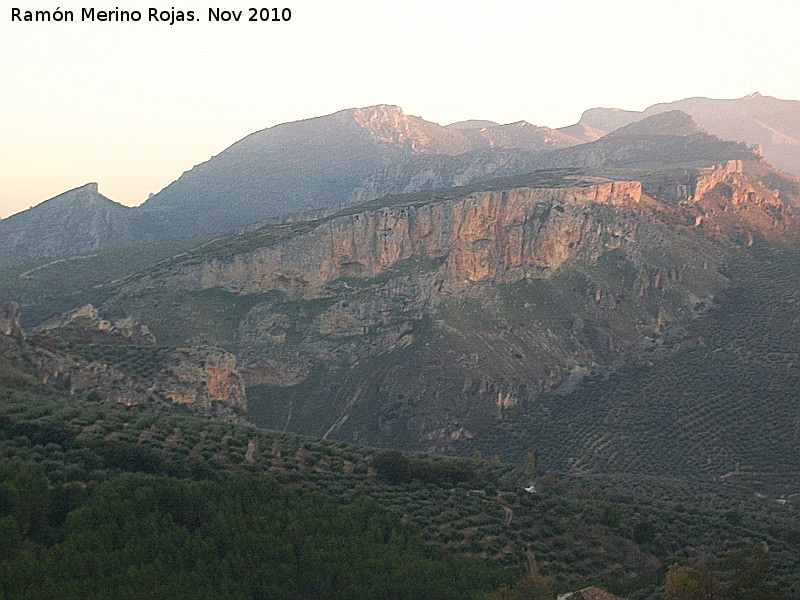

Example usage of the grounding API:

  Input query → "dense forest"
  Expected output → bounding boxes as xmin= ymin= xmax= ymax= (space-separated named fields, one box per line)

xmin=0 ymin=465 xmax=518 ymax=599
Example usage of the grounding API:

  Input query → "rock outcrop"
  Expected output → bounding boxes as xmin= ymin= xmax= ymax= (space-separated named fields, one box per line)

xmin=156 ymin=347 xmax=246 ymax=409
xmin=0 ymin=302 xmax=25 ymax=340
xmin=0 ymin=303 xmax=246 ymax=413
xmin=692 ymin=160 xmax=746 ymax=200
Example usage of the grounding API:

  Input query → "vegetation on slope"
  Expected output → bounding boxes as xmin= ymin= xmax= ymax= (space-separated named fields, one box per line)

xmin=0 ymin=387 xmax=798 ymax=598
xmin=482 ymin=241 xmax=800 ymax=485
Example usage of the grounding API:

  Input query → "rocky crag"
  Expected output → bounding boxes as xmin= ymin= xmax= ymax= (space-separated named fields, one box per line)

xmin=0 ymin=301 xmax=246 ymax=415
xmin=0 ymin=183 xmax=135 ymax=268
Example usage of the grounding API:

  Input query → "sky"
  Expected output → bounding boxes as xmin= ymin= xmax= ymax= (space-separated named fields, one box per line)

xmin=2 ymin=0 xmax=799 ymax=218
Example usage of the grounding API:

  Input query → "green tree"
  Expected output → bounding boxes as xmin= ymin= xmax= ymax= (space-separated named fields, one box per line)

xmin=726 ymin=545 xmax=780 ymax=600
xmin=372 ymin=450 xmax=411 ymax=483
xmin=524 ymin=451 xmax=537 ymax=475
xmin=0 ymin=516 xmax=21 ymax=560
xmin=665 ymin=563 xmax=708 ymax=600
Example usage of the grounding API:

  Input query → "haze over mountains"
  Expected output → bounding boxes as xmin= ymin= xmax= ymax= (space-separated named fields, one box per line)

xmin=3 ymin=93 xmax=799 ymax=269
xmin=580 ymin=92 xmax=800 ymax=176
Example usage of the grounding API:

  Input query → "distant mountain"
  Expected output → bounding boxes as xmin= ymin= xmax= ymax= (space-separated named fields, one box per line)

xmin=602 ymin=110 xmax=702 ymax=138
xmin=137 ymin=105 xmax=584 ymax=239
xmin=527 ymin=111 xmax=759 ymax=173
xmin=446 ymin=119 xmax=500 ymax=129
xmin=579 ymin=93 xmax=800 ymax=176
xmin=0 ymin=183 xmax=134 ymax=267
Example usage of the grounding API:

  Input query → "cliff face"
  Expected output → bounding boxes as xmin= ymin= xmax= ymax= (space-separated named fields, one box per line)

xmin=684 ymin=160 xmax=796 ymax=243
xmin=136 ymin=181 xmax=644 ymax=299
xmin=0 ymin=302 xmax=25 ymax=340
xmin=153 ymin=347 xmax=246 ymax=410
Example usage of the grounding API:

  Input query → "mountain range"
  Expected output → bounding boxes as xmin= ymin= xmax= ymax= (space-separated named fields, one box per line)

xmin=580 ymin=92 xmax=800 ymax=176
xmin=3 ymin=93 xmax=799 ymax=269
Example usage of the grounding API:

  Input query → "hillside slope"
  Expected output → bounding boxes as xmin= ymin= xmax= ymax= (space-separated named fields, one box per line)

xmin=137 ymin=105 xmax=583 ymax=238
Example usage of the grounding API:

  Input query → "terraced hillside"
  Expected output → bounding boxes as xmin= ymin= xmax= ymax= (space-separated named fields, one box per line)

xmin=484 ymin=241 xmax=800 ymax=488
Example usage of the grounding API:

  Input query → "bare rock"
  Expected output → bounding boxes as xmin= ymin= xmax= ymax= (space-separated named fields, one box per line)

xmin=0 ymin=302 xmax=25 ymax=340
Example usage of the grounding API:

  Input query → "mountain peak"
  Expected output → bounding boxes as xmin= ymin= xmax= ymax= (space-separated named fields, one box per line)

xmin=24 ymin=182 xmax=110 ymax=214
xmin=0 ymin=182 xmax=134 ymax=267
xmin=445 ymin=119 xmax=501 ymax=130
xmin=352 ymin=104 xmax=471 ymax=154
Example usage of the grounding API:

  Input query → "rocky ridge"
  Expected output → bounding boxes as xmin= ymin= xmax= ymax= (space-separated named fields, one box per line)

xmin=0 ymin=183 xmax=134 ymax=267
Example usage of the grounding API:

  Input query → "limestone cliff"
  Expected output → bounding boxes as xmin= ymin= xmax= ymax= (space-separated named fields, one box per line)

xmin=685 ymin=160 xmax=795 ymax=243
xmin=130 ymin=181 xmax=644 ymax=299
xmin=0 ymin=302 xmax=25 ymax=340
xmin=155 ymin=347 xmax=245 ymax=409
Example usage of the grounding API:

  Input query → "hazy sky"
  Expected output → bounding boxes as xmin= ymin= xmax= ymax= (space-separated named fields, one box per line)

xmin=2 ymin=0 xmax=799 ymax=218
